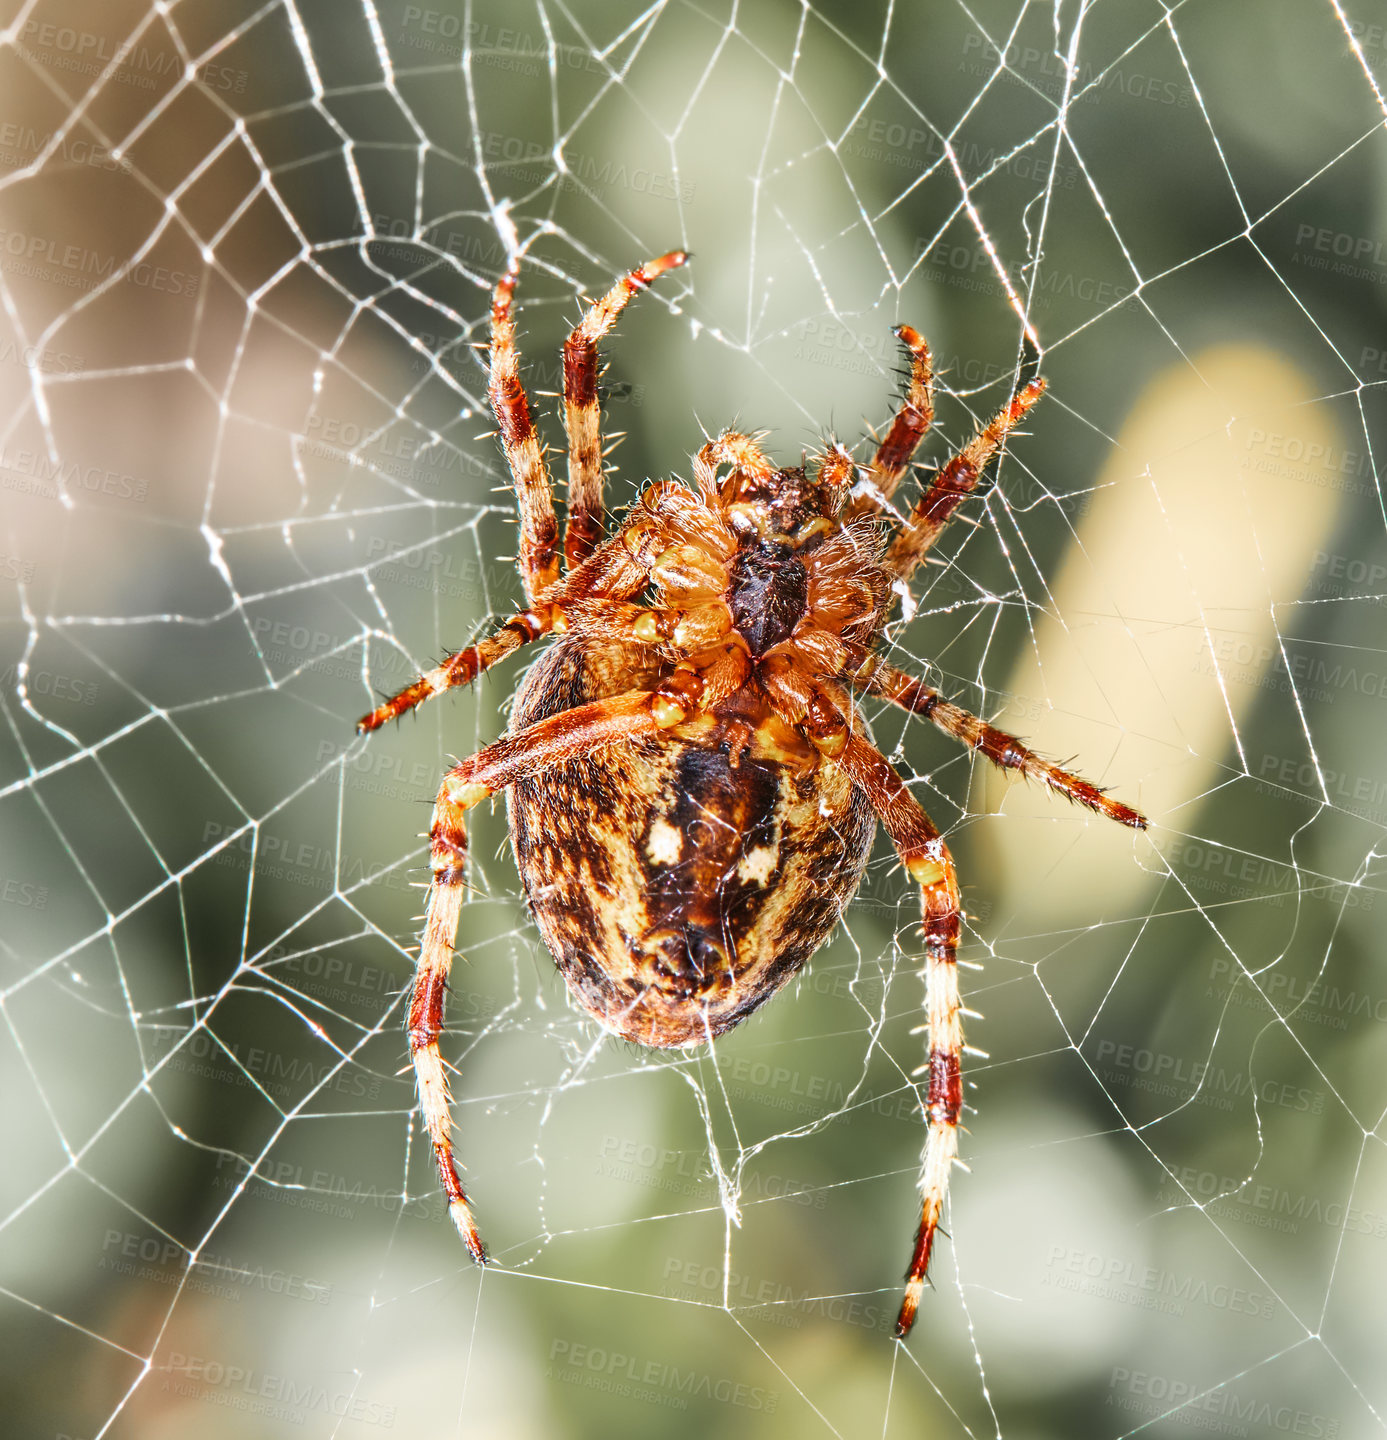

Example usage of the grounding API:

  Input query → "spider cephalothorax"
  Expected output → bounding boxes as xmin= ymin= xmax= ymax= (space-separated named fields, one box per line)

xmin=357 ymin=249 xmax=1146 ymax=1337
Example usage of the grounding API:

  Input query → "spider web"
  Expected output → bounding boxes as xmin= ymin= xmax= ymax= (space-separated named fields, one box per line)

xmin=2 ymin=0 xmax=1386 ymax=1434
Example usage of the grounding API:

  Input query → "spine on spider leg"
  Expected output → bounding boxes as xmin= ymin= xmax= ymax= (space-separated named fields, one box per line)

xmin=896 ymin=843 xmax=963 ymax=1339
xmin=410 ymin=778 xmax=488 ymax=1264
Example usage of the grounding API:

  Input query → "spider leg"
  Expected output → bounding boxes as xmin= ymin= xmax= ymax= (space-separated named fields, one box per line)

xmin=857 ymin=660 xmax=1147 ymax=829
xmin=691 ymin=430 xmax=776 ymax=496
xmin=845 ymin=325 xmax=934 ymax=520
xmin=882 ymin=375 xmax=1045 ymax=586
xmin=489 ymin=256 xmax=561 ymax=602
xmin=412 ymin=686 xmax=689 ymax=1260
xmin=358 ymin=608 xmax=548 ymax=733
xmin=357 ymin=508 xmax=673 ymax=732
xmin=563 ymin=251 xmax=689 ymax=570
xmin=757 ymin=661 xmax=963 ymax=1340
xmin=561 ymin=597 xmax=735 ymax=656
xmin=830 ymin=732 xmax=962 ymax=1339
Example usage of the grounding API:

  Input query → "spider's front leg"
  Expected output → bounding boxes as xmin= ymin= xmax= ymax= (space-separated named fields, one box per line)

xmin=845 ymin=324 xmax=935 ymax=521
xmin=489 ymin=255 xmax=562 ymax=602
xmin=562 ymin=250 xmax=688 ymax=569
xmin=410 ymin=687 xmax=686 ymax=1259
xmin=884 ymin=373 xmax=1045 ymax=585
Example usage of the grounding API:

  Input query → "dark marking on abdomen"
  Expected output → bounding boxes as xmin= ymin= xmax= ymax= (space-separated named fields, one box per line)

xmin=506 ymin=638 xmax=877 ymax=1048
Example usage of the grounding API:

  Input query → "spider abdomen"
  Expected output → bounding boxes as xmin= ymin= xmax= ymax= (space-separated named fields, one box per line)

xmin=507 ymin=638 xmax=874 ymax=1047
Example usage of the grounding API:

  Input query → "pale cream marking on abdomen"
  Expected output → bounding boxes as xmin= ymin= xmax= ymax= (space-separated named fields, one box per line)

xmin=646 ymin=817 xmax=683 ymax=865
xmin=736 ymin=844 xmax=778 ymax=885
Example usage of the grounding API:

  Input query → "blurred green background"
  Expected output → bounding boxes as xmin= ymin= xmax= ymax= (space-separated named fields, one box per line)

xmin=2 ymin=1 xmax=1386 ymax=1436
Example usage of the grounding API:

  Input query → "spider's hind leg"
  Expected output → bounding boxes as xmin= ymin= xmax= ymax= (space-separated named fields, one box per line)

xmin=408 ymin=688 xmax=677 ymax=1265
xmin=824 ymin=730 xmax=965 ymax=1339
xmin=412 ymin=776 xmax=487 ymax=1260
xmin=757 ymin=667 xmax=963 ymax=1340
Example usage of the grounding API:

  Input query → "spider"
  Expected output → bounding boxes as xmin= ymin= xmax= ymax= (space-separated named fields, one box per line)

xmin=357 ymin=248 xmax=1146 ymax=1337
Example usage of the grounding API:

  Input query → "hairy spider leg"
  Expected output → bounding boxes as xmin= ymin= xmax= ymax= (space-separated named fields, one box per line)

xmin=690 ymin=429 xmax=776 ymax=496
xmin=563 ymin=251 xmax=689 ymax=570
xmin=884 ymin=376 xmax=1046 ymax=585
xmin=489 ymin=255 xmax=562 ymax=601
xmin=828 ymin=734 xmax=962 ymax=1338
xmin=845 ymin=325 xmax=935 ymax=520
xmin=413 ymin=689 xmax=682 ymax=1260
xmin=755 ymin=660 xmax=963 ymax=1340
xmin=357 ymin=510 xmax=668 ymax=732
xmin=357 ymin=609 xmax=548 ymax=734
xmin=858 ymin=660 xmax=1148 ymax=830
